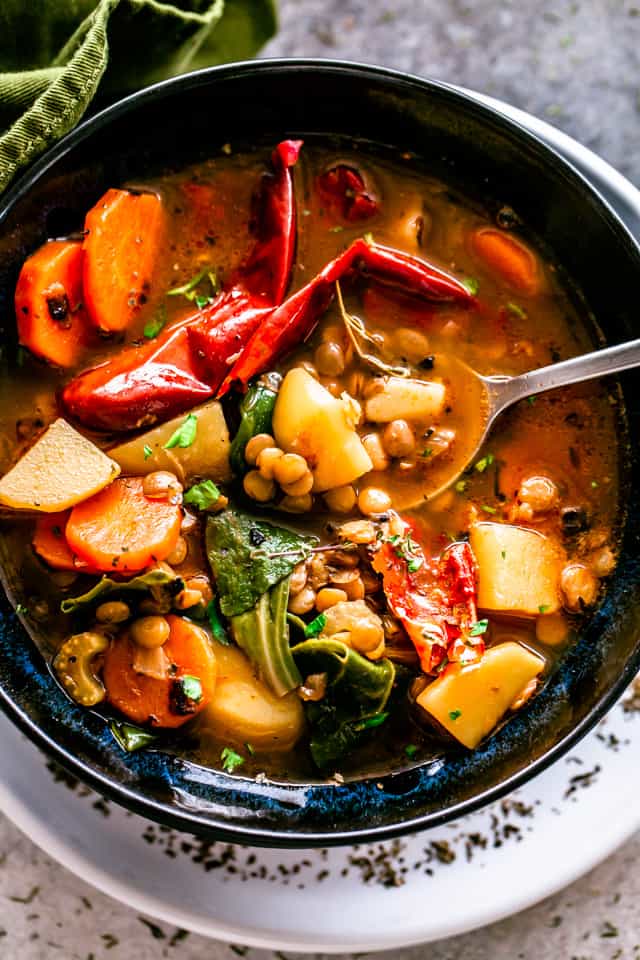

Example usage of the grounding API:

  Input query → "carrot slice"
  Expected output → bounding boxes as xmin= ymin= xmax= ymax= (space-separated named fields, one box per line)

xmin=471 ymin=228 xmax=540 ymax=296
xmin=65 ymin=477 xmax=181 ymax=573
xmin=15 ymin=240 xmax=91 ymax=367
xmin=103 ymin=615 xmax=217 ymax=728
xmin=83 ymin=188 xmax=165 ymax=332
xmin=33 ymin=510 xmax=99 ymax=573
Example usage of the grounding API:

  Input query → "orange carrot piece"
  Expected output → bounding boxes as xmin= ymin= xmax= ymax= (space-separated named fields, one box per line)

xmin=33 ymin=511 xmax=99 ymax=573
xmin=103 ymin=615 xmax=217 ymax=728
xmin=83 ymin=188 xmax=165 ymax=332
xmin=15 ymin=240 xmax=91 ymax=367
xmin=471 ymin=228 xmax=540 ymax=296
xmin=65 ymin=477 xmax=181 ymax=573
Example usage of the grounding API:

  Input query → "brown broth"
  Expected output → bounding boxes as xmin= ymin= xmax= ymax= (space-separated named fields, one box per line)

xmin=0 ymin=141 xmax=622 ymax=782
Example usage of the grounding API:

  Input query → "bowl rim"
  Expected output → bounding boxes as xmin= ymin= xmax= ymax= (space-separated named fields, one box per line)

xmin=1 ymin=57 xmax=639 ymax=847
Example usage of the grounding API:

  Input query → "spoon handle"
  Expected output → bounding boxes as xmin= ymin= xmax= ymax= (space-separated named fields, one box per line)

xmin=488 ymin=337 xmax=640 ymax=412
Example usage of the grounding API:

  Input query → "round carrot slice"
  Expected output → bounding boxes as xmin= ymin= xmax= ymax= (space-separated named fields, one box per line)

xmin=15 ymin=240 xmax=92 ymax=368
xmin=471 ymin=228 xmax=540 ymax=296
xmin=103 ymin=615 xmax=217 ymax=728
xmin=33 ymin=511 xmax=99 ymax=573
xmin=65 ymin=477 xmax=181 ymax=573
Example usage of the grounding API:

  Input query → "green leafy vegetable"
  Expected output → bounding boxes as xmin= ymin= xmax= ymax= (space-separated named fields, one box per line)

xmin=179 ymin=675 xmax=203 ymax=703
xmin=469 ymin=619 xmax=489 ymax=636
xmin=206 ymin=508 xmax=315 ymax=617
xmin=231 ymin=576 xmax=301 ymax=696
xmin=291 ymin=638 xmax=395 ymax=769
xmin=304 ymin=613 xmax=327 ymax=638
xmin=167 ymin=268 xmax=219 ymax=302
xmin=229 ymin=379 xmax=280 ymax=476
xmin=109 ymin=719 xmax=157 ymax=752
xmin=61 ymin=567 xmax=183 ymax=615
xmin=164 ymin=413 xmax=198 ymax=450
xmin=206 ymin=599 xmax=231 ymax=645
xmin=143 ymin=444 xmax=153 ymax=460
xmin=220 ymin=746 xmax=245 ymax=773
xmin=405 ymin=743 xmax=418 ymax=758
xmin=463 ymin=276 xmax=479 ymax=295
xmin=183 ymin=479 xmax=220 ymax=510
xmin=448 ymin=709 xmax=462 ymax=721
xmin=143 ymin=305 xmax=167 ymax=339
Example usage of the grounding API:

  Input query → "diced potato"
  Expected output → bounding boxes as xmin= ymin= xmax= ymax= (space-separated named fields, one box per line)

xmin=0 ymin=418 xmax=120 ymax=512
xmin=272 ymin=369 xmax=373 ymax=492
xmin=199 ymin=642 xmax=305 ymax=752
xmin=470 ymin=521 xmax=564 ymax=616
xmin=417 ymin=641 xmax=545 ymax=749
xmin=364 ymin=376 xmax=446 ymax=422
xmin=109 ymin=400 xmax=231 ymax=483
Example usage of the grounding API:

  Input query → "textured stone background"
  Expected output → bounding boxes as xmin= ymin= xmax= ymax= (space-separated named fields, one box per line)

xmin=3 ymin=1 xmax=640 ymax=958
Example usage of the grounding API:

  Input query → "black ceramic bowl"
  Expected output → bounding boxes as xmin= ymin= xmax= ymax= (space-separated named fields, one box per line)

xmin=1 ymin=60 xmax=639 ymax=848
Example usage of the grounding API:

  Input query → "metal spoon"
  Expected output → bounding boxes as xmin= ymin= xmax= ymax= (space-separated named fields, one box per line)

xmin=380 ymin=338 xmax=640 ymax=510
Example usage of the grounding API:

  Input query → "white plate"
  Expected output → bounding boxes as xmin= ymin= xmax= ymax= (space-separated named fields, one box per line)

xmin=1 ymin=93 xmax=640 ymax=953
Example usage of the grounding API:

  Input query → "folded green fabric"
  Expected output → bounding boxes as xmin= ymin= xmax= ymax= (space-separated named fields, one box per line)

xmin=0 ymin=0 xmax=276 ymax=193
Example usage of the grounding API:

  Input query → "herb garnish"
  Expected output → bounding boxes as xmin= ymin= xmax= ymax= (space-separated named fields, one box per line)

xmin=405 ymin=743 xmax=418 ymax=758
xmin=179 ymin=675 xmax=203 ymax=703
xmin=387 ymin=530 xmax=424 ymax=572
xmin=167 ymin=268 xmax=219 ymax=304
xmin=329 ymin=225 xmax=344 ymax=233
xmin=143 ymin=444 xmax=153 ymax=460
xmin=501 ymin=549 xmax=507 ymax=559
xmin=538 ymin=604 xmax=550 ymax=614
xmin=163 ymin=413 xmax=198 ymax=449
xmin=183 ymin=479 xmax=220 ymax=510
xmin=221 ymin=746 xmax=245 ymax=773
xmin=355 ymin=711 xmax=389 ymax=731
xmin=304 ymin=613 xmax=327 ymax=638
xmin=449 ymin=709 xmax=462 ymax=721
xmin=463 ymin=277 xmax=479 ymax=295
xmin=474 ymin=453 xmax=494 ymax=473
xmin=206 ymin=598 xmax=231 ymax=645
xmin=469 ymin=619 xmax=489 ymax=637
xmin=143 ymin=305 xmax=167 ymax=339
xmin=506 ymin=302 xmax=527 ymax=319
xmin=455 ymin=480 xmax=467 ymax=494
xmin=481 ymin=504 xmax=497 ymax=514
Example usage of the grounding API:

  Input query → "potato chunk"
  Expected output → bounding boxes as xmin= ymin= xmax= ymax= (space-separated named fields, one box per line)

xmin=364 ymin=376 xmax=446 ymax=422
xmin=417 ymin=641 xmax=545 ymax=749
xmin=0 ymin=418 xmax=120 ymax=512
xmin=109 ymin=400 xmax=231 ymax=483
xmin=199 ymin=642 xmax=305 ymax=752
xmin=470 ymin=521 xmax=564 ymax=616
xmin=272 ymin=369 xmax=372 ymax=492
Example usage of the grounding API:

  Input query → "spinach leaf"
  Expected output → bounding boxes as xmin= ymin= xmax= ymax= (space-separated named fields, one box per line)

xmin=61 ymin=567 xmax=183 ymax=615
xmin=206 ymin=508 xmax=315 ymax=617
xmin=291 ymin=639 xmax=395 ymax=770
xmin=229 ymin=378 xmax=280 ymax=476
xmin=231 ymin=577 xmax=301 ymax=696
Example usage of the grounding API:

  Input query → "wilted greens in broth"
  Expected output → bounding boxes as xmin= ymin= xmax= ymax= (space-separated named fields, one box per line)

xmin=0 ymin=138 xmax=620 ymax=781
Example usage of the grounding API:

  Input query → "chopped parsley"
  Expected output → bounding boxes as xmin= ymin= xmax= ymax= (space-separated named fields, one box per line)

xmin=474 ymin=453 xmax=495 ymax=473
xmin=183 ymin=479 xmax=220 ymax=510
xmin=245 ymin=742 xmax=255 ymax=756
xmin=421 ymin=447 xmax=433 ymax=458
xmin=163 ymin=413 xmax=198 ymax=449
xmin=15 ymin=603 xmax=28 ymax=615
xmin=363 ymin=231 xmax=374 ymax=245
xmin=143 ymin=444 xmax=153 ymax=460
xmin=167 ymin=268 xmax=219 ymax=303
xmin=179 ymin=675 xmax=203 ymax=703
xmin=221 ymin=746 xmax=244 ymax=773
xmin=455 ymin=480 xmax=467 ymax=494
xmin=469 ymin=619 xmax=489 ymax=636
xmin=143 ymin=306 xmax=167 ymax=339
xmin=329 ymin=225 xmax=344 ymax=233
xmin=538 ymin=604 xmax=550 ymax=614
xmin=448 ymin=709 xmax=462 ymax=721
xmin=506 ymin=302 xmax=527 ymax=319
xmin=404 ymin=743 xmax=419 ymax=758
xmin=304 ymin=612 xmax=327 ymax=638
xmin=355 ymin=712 xmax=389 ymax=731
xmin=501 ymin=549 xmax=507 ymax=559
xmin=526 ymin=395 xmax=537 ymax=406
xmin=591 ymin=480 xmax=599 ymax=488
xmin=462 ymin=276 xmax=479 ymax=295
xmin=407 ymin=557 xmax=423 ymax=573
xmin=481 ymin=504 xmax=497 ymax=514
xmin=387 ymin=530 xmax=423 ymax=572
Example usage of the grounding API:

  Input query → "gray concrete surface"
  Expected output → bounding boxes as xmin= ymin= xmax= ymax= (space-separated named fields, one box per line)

xmin=3 ymin=1 xmax=640 ymax=957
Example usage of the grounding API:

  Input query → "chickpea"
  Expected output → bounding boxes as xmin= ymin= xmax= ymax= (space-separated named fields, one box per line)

xmin=174 ymin=588 xmax=202 ymax=610
xmin=382 ymin=419 xmax=416 ymax=459
xmin=337 ymin=520 xmax=377 ymax=544
xmin=243 ymin=469 xmax=276 ymax=502
xmin=143 ymin=471 xmax=182 ymax=501
xmin=316 ymin=587 xmax=349 ymax=612
xmin=358 ymin=487 xmax=392 ymax=516
xmin=589 ymin=545 xmax=616 ymax=577
xmin=343 ymin=574 xmax=365 ymax=601
xmin=130 ymin=615 xmax=170 ymax=649
xmin=95 ymin=600 xmax=131 ymax=625
xmin=256 ymin=446 xmax=284 ymax=479
xmin=362 ymin=433 xmax=390 ymax=472
xmin=279 ymin=493 xmax=313 ymax=513
xmin=324 ymin=485 xmax=357 ymax=514
xmin=282 ymin=472 xmax=314 ymax=497
xmin=166 ymin=536 xmax=188 ymax=566
xmin=288 ymin=586 xmax=316 ymax=615
xmin=289 ymin=562 xmax=309 ymax=596
xmin=394 ymin=327 xmax=431 ymax=363
xmin=560 ymin=563 xmax=599 ymax=612
xmin=245 ymin=433 xmax=275 ymax=465
xmin=273 ymin=453 xmax=308 ymax=486
xmin=184 ymin=575 xmax=213 ymax=606
xmin=314 ymin=341 xmax=345 ymax=377
xmin=518 ymin=475 xmax=559 ymax=514
xmin=350 ymin=618 xmax=384 ymax=653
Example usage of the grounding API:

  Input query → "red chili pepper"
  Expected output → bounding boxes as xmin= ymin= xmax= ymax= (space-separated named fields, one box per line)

xmin=62 ymin=141 xmax=302 ymax=432
xmin=372 ymin=521 xmax=480 ymax=675
xmin=220 ymin=238 xmax=475 ymax=393
xmin=317 ymin=164 xmax=378 ymax=221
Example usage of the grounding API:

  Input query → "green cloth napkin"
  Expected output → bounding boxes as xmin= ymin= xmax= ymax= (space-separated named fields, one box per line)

xmin=0 ymin=0 xmax=276 ymax=193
